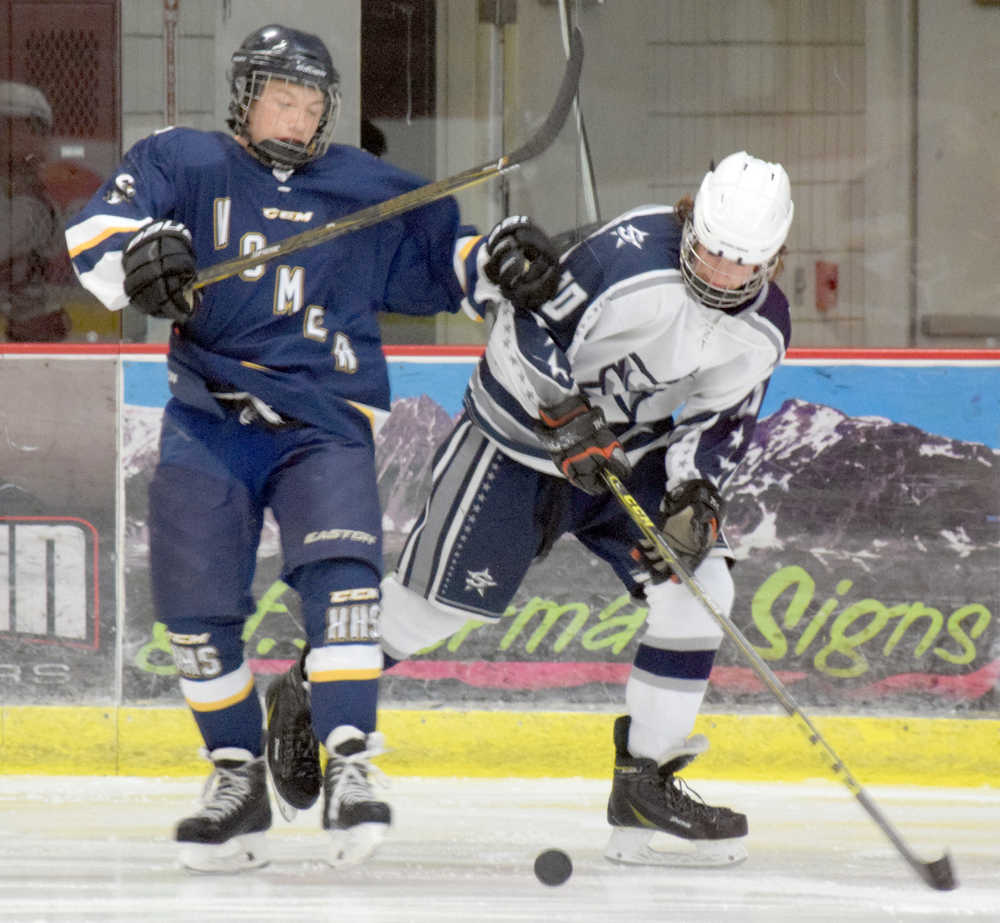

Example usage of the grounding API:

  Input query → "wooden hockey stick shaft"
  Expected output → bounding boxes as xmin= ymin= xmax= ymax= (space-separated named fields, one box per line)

xmin=192 ymin=28 xmax=584 ymax=290
xmin=602 ymin=470 xmax=957 ymax=891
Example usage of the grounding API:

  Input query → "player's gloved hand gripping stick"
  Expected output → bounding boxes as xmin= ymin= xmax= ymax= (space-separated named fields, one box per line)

xmin=601 ymin=469 xmax=958 ymax=893
xmin=190 ymin=28 xmax=585 ymax=292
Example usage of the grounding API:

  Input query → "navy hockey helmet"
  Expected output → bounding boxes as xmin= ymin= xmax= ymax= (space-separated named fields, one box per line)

xmin=228 ymin=23 xmax=341 ymax=169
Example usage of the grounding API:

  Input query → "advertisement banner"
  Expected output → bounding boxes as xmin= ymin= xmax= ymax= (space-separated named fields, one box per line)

xmin=0 ymin=357 xmax=117 ymax=703
xmin=120 ymin=353 xmax=1000 ymax=714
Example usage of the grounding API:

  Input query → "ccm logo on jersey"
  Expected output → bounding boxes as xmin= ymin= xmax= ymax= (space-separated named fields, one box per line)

xmin=262 ymin=207 xmax=314 ymax=223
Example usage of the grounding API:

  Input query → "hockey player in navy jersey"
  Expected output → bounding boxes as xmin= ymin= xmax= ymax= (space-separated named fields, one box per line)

xmin=64 ymin=24 xmax=524 ymax=873
xmin=268 ymin=151 xmax=795 ymax=867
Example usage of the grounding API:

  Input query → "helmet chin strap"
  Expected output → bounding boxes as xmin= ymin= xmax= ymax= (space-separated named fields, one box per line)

xmin=249 ymin=136 xmax=314 ymax=170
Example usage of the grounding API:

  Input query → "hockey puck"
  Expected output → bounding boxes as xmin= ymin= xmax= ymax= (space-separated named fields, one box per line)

xmin=534 ymin=848 xmax=572 ymax=886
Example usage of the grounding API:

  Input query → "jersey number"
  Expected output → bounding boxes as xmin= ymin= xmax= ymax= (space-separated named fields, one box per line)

xmin=540 ymin=272 xmax=587 ymax=323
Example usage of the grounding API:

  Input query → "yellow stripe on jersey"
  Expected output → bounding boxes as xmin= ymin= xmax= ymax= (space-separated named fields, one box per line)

xmin=66 ymin=222 xmax=148 ymax=258
xmin=453 ymin=233 xmax=484 ymax=297
xmin=179 ymin=663 xmax=255 ymax=712
xmin=309 ymin=667 xmax=382 ymax=683
xmin=346 ymin=400 xmax=390 ymax=438
xmin=457 ymin=234 xmax=483 ymax=262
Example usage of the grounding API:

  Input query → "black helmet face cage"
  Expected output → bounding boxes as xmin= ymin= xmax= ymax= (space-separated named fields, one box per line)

xmin=230 ymin=69 xmax=340 ymax=170
xmin=679 ymin=219 xmax=772 ymax=310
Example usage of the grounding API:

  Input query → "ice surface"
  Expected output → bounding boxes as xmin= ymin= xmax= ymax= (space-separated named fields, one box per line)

xmin=0 ymin=776 xmax=997 ymax=921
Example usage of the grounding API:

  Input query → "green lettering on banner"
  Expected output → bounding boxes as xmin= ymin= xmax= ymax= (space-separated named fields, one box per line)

xmin=134 ymin=621 xmax=175 ymax=675
xmin=500 ymin=597 xmax=589 ymax=653
xmin=881 ymin=602 xmax=942 ymax=658
xmin=748 ymin=564 xmax=813 ymax=659
xmin=133 ymin=570 xmax=992 ymax=686
xmin=815 ymin=599 xmax=892 ymax=678
xmin=937 ymin=604 xmax=991 ymax=665
xmin=750 ymin=564 xmax=993 ymax=679
xmin=579 ymin=595 xmax=647 ymax=654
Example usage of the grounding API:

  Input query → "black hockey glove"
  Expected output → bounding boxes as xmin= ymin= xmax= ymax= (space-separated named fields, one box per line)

xmin=122 ymin=220 xmax=199 ymax=324
xmin=535 ymin=395 xmax=631 ymax=495
xmin=632 ymin=479 xmax=724 ymax=583
xmin=483 ymin=215 xmax=561 ymax=312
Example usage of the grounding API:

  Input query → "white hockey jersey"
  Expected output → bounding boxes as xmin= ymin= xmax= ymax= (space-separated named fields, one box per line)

xmin=464 ymin=205 xmax=791 ymax=492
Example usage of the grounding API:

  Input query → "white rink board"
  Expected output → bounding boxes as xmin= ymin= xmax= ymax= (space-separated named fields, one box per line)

xmin=0 ymin=776 xmax=997 ymax=922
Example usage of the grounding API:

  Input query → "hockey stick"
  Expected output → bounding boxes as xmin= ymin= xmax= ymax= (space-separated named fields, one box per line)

xmin=556 ymin=0 xmax=600 ymax=223
xmin=192 ymin=28 xmax=584 ymax=290
xmin=602 ymin=470 xmax=958 ymax=892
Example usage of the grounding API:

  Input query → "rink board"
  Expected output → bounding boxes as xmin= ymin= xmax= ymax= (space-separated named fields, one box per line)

xmin=1 ymin=705 xmax=998 ymax=787
xmin=2 ymin=345 xmax=999 ymax=714
xmin=2 ymin=346 xmax=1000 ymax=785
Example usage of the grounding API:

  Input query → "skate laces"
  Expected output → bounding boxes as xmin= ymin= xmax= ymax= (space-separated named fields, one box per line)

xmin=662 ymin=774 xmax=723 ymax=819
xmin=327 ymin=737 xmax=388 ymax=807
xmin=194 ymin=763 xmax=254 ymax=821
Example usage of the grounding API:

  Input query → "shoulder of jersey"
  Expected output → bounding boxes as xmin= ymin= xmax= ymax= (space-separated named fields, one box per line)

xmin=309 ymin=143 xmax=429 ymax=200
xmin=129 ymin=126 xmax=234 ymax=172
xmin=149 ymin=126 xmax=230 ymax=153
xmin=758 ymin=282 xmax=792 ymax=345
xmin=575 ymin=204 xmax=682 ymax=281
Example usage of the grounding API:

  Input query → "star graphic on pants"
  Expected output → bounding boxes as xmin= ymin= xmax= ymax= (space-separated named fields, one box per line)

xmin=465 ymin=567 xmax=498 ymax=597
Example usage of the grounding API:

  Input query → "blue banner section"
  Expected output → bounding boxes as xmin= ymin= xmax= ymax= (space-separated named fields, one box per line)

xmin=126 ymin=357 xmax=1000 ymax=447
xmin=123 ymin=360 xmax=172 ymax=407
xmin=763 ymin=365 xmax=1000 ymax=448
xmin=387 ymin=361 xmax=473 ymax=417
xmin=124 ymin=357 xmax=474 ymax=416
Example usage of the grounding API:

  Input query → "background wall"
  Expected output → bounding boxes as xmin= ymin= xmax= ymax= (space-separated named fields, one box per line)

xmin=119 ymin=0 xmax=360 ymax=148
xmin=432 ymin=0 xmax=996 ymax=349
xmin=915 ymin=0 xmax=1000 ymax=347
xmin=6 ymin=1 xmax=994 ymax=349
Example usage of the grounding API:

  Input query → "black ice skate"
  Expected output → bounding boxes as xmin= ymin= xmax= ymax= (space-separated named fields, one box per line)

xmin=605 ymin=715 xmax=748 ymax=867
xmin=322 ymin=725 xmax=392 ymax=867
xmin=175 ymin=748 xmax=272 ymax=873
xmin=265 ymin=652 xmax=321 ymax=820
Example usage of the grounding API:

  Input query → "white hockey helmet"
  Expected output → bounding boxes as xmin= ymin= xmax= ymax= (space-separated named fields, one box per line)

xmin=0 ymin=80 xmax=52 ymax=129
xmin=680 ymin=151 xmax=794 ymax=309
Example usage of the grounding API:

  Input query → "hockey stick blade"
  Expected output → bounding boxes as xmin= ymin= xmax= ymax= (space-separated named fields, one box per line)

xmin=193 ymin=28 xmax=584 ymax=290
xmin=602 ymin=470 xmax=959 ymax=892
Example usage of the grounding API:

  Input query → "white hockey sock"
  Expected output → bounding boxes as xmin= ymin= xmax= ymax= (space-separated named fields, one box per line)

xmin=625 ymin=557 xmax=733 ymax=763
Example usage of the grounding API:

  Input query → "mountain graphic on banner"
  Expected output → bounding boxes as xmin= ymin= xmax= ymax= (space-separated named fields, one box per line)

xmin=725 ymin=397 xmax=1000 ymax=570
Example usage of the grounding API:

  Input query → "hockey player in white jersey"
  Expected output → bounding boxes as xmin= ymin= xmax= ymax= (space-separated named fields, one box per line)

xmin=268 ymin=151 xmax=794 ymax=866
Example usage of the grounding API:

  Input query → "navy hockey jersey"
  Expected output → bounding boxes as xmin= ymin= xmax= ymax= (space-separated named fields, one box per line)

xmin=466 ymin=204 xmax=791 ymax=491
xmin=66 ymin=127 xmax=481 ymax=441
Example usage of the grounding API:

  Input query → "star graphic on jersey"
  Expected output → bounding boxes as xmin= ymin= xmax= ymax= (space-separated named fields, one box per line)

xmin=546 ymin=348 xmax=571 ymax=383
xmin=465 ymin=567 xmax=498 ymax=597
xmin=611 ymin=223 xmax=648 ymax=250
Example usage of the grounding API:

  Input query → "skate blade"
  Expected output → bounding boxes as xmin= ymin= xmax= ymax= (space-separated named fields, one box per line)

xmin=326 ymin=821 xmax=389 ymax=868
xmin=178 ymin=832 xmax=269 ymax=873
xmin=604 ymin=826 xmax=748 ymax=868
